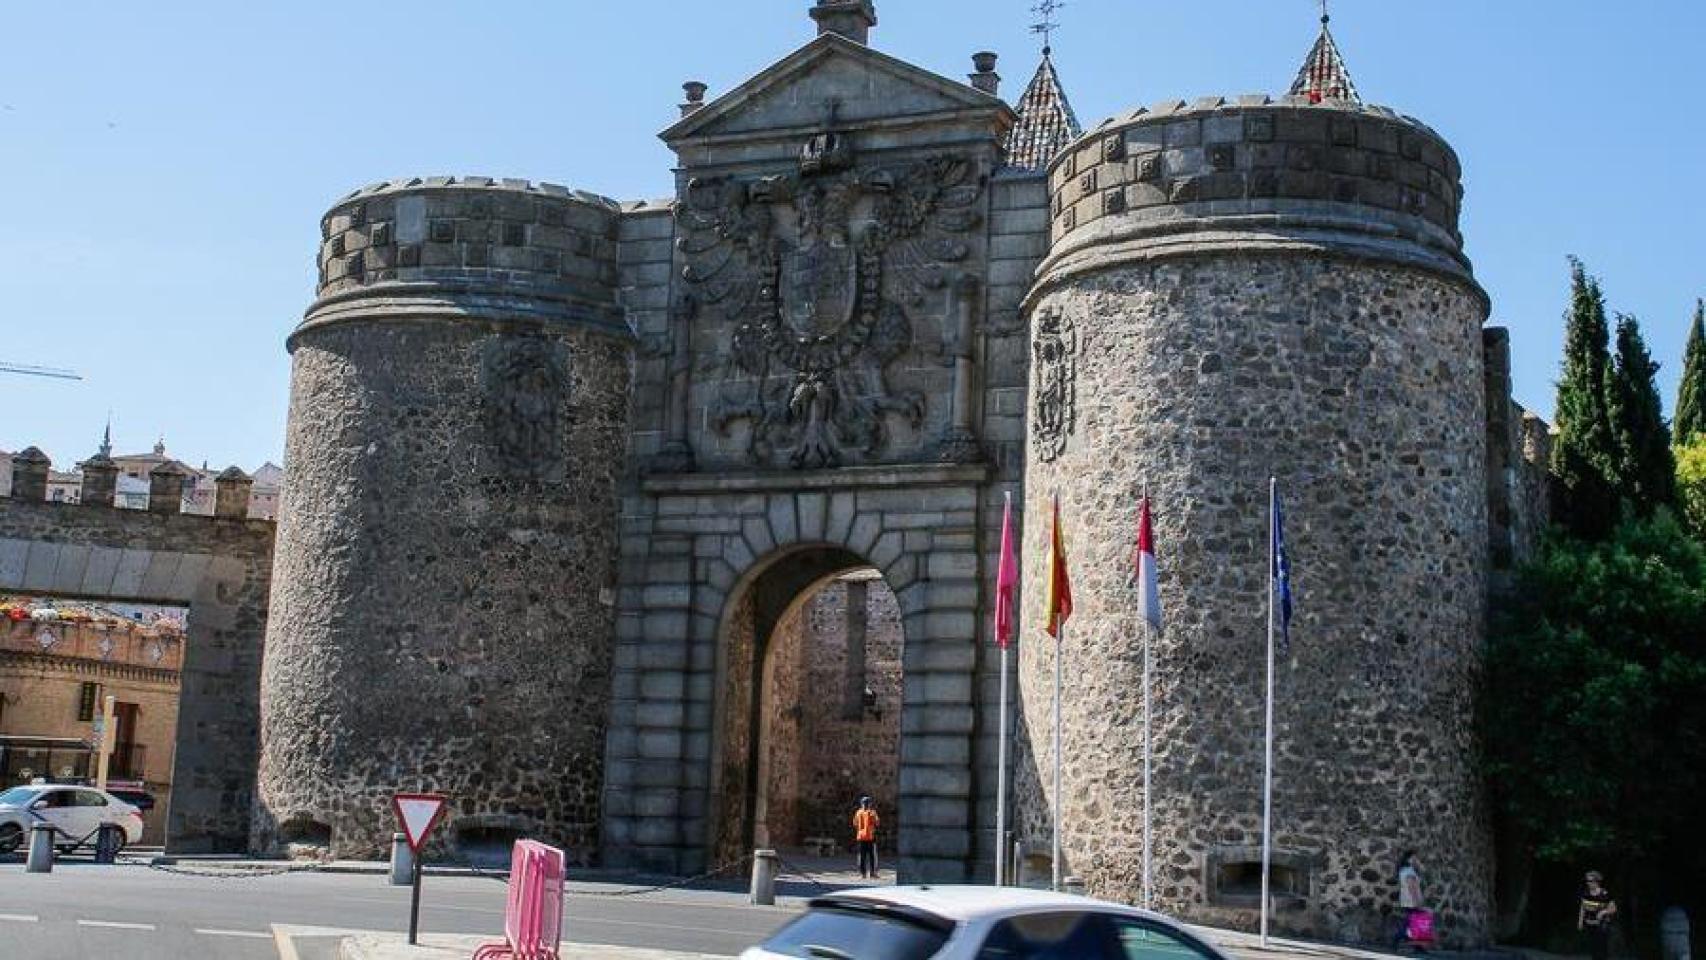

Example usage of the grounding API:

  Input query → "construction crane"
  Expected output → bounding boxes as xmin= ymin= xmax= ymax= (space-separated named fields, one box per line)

xmin=0 ymin=362 xmax=82 ymax=381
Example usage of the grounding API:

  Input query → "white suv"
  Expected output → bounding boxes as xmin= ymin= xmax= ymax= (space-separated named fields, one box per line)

xmin=741 ymin=885 xmax=1233 ymax=960
xmin=0 ymin=784 xmax=144 ymax=855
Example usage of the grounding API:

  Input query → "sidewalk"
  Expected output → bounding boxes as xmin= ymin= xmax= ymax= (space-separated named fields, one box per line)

xmin=336 ymin=933 xmax=724 ymax=960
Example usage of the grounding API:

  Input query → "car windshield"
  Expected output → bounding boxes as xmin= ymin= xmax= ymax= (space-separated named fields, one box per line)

xmin=0 ymin=787 xmax=41 ymax=807
xmin=758 ymin=904 xmax=952 ymax=960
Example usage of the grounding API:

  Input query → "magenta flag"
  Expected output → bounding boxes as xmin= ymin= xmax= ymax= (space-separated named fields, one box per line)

xmin=994 ymin=491 xmax=1019 ymax=648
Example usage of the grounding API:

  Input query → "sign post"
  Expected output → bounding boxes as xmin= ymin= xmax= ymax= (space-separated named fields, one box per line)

xmin=94 ymin=695 xmax=116 ymax=791
xmin=391 ymin=793 xmax=448 ymax=946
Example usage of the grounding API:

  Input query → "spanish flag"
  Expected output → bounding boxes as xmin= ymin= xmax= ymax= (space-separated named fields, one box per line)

xmin=1044 ymin=494 xmax=1073 ymax=637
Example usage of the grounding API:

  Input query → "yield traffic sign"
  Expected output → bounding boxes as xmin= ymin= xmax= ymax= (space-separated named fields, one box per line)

xmin=392 ymin=793 xmax=448 ymax=853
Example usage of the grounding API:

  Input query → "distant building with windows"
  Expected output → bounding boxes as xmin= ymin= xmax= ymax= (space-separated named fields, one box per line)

xmin=1 ymin=436 xmax=282 ymax=520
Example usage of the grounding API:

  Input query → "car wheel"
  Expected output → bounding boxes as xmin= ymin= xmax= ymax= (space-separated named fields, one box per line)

xmin=0 ymin=824 xmax=20 ymax=854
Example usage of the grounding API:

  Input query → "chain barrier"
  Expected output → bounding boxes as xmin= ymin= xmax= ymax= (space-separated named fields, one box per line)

xmin=568 ymin=853 xmax=755 ymax=898
xmin=120 ymin=853 xmax=337 ymax=879
xmin=443 ymin=848 xmax=513 ymax=885
xmin=773 ymin=854 xmax=832 ymax=892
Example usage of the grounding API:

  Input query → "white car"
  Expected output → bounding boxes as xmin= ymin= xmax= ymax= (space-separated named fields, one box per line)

xmin=740 ymin=885 xmax=1233 ymax=960
xmin=0 ymin=784 xmax=145 ymax=855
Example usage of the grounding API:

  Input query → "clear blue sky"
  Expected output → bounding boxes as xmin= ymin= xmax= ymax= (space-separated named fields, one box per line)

xmin=2 ymin=1 xmax=1701 ymax=470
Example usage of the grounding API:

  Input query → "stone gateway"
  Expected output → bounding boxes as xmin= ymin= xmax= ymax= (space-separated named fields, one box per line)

xmin=247 ymin=1 xmax=1549 ymax=945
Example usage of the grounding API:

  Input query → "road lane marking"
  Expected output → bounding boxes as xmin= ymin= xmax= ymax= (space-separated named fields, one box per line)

xmin=0 ymin=914 xmax=39 ymax=922
xmin=195 ymin=928 xmax=273 ymax=939
xmin=77 ymin=920 xmax=156 ymax=930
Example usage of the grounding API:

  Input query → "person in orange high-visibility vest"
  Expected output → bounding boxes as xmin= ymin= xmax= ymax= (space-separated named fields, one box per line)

xmin=852 ymin=796 xmax=879 ymax=879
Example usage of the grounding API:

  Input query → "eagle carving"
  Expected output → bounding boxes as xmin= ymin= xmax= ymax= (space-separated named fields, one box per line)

xmin=677 ymin=127 xmax=984 ymax=469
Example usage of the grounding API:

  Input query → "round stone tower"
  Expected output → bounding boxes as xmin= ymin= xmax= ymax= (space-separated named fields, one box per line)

xmin=1019 ymin=97 xmax=1492 ymax=942
xmin=256 ymin=177 xmax=632 ymax=860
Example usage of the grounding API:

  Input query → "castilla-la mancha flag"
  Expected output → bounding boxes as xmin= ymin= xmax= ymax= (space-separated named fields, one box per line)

xmin=1134 ymin=496 xmax=1162 ymax=631
xmin=1044 ymin=495 xmax=1073 ymax=637
xmin=994 ymin=492 xmax=1019 ymax=649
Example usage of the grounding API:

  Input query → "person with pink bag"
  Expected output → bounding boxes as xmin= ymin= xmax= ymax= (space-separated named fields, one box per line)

xmin=1394 ymin=850 xmax=1436 ymax=950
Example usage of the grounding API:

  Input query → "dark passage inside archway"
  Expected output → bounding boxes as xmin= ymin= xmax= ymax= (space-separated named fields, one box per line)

xmin=711 ymin=548 xmax=903 ymax=873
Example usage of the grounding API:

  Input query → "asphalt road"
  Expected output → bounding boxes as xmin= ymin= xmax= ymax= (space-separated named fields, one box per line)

xmin=0 ymin=859 xmax=802 ymax=959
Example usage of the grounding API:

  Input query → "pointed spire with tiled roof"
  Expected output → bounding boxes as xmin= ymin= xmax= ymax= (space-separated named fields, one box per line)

xmin=1005 ymin=50 xmax=1082 ymax=171
xmin=1289 ymin=2 xmax=1360 ymax=103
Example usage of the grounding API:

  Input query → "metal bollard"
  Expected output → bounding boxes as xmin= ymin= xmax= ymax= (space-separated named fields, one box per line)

xmin=389 ymin=832 xmax=414 ymax=886
xmin=1661 ymin=907 xmax=1691 ymax=960
xmin=94 ymin=826 xmax=120 ymax=865
xmin=1062 ymin=875 xmax=1086 ymax=896
xmin=26 ymin=824 xmax=54 ymax=873
xmin=750 ymin=848 xmax=779 ymax=905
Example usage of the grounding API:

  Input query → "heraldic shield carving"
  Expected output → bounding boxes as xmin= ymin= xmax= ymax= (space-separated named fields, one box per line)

xmin=1031 ymin=308 xmax=1077 ymax=463
xmin=482 ymin=336 xmax=570 ymax=483
xmin=677 ymin=125 xmax=984 ymax=469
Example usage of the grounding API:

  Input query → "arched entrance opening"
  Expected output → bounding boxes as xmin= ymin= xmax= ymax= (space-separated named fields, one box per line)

xmin=709 ymin=547 xmax=904 ymax=876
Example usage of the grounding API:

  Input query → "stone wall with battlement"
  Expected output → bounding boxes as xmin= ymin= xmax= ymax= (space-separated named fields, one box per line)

xmin=1039 ymin=96 xmax=1471 ymax=293
xmin=0 ymin=479 xmax=275 ymax=852
xmin=308 ymin=177 xmax=627 ymax=340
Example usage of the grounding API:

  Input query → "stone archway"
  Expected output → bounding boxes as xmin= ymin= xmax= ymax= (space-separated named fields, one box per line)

xmin=707 ymin=549 xmax=904 ymax=872
xmin=600 ymin=465 xmax=992 ymax=883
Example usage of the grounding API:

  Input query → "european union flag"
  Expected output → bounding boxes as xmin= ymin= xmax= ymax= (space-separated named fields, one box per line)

xmin=1272 ymin=492 xmax=1295 ymax=653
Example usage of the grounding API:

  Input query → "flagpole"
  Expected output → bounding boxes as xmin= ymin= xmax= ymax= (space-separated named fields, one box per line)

xmin=1052 ymin=621 xmax=1063 ymax=892
xmin=995 ymin=490 xmax=1013 ymax=886
xmin=1261 ymin=476 xmax=1277 ymax=946
xmin=1141 ymin=490 xmax=1154 ymax=910
xmin=997 ymin=640 xmax=1010 ymax=885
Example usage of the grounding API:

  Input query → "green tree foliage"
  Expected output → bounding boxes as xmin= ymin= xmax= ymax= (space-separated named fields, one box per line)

xmin=1675 ymin=300 xmax=1706 ymax=445
xmin=1677 ymin=440 xmax=1706 ymax=539
xmin=1605 ymin=314 xmax=1675 ymax=513
xmin=1550 ymin=258 xmax=1619 ymax=538
xmin=1485 ymin=515 xmax=1706 ymax=936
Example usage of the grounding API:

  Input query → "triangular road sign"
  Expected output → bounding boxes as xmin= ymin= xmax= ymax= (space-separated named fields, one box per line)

xmin=392 ymin=793 xmax=449 ymax=853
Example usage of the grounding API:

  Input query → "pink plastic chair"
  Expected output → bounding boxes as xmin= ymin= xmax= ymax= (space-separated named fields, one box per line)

xmin=473 ymin=840 xmax=566 ymax=960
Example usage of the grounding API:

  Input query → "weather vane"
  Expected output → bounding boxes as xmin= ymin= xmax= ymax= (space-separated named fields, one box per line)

xmin=1319 ymin=0 xmax=1331 ymax=24
xmin=1030 ymin=0 xmax=1065 ymax=55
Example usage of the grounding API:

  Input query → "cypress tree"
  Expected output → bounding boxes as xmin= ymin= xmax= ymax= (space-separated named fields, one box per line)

xmin=1607 ymin=313 xmax=1675 ymax=514
xmin=1675 ymin=299 xmax=1706 ymax=445
xmin=1549 ymin=257 xmax=1618 ymax=538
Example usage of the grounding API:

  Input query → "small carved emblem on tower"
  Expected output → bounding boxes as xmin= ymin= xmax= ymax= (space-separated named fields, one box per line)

xmin=1032 ymin=308 xmax=1078 ymax=463
xmin=482 ymin=337 xmax=570 ymax=483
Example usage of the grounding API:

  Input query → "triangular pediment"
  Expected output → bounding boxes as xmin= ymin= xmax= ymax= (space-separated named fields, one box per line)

xmin=662 ymin=33 xmax=1010 ymax=144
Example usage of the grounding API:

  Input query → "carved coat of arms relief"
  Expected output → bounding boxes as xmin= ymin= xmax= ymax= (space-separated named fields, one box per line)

xmin=482 ymin=336 xmax=570 ymax=483
xmin=677 ymin=127 xmax=984 ymax=469
xmin=1032 ymin=307 xmax=1078 ymax=463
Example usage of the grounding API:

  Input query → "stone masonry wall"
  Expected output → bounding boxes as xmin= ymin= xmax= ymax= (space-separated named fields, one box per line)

xmin=257 ymin=180 xmax=632 ymax=861
xmin=0 ymin=495 xmax=274 ymax=852
xmin=1020 ymin=98 xmax=1493 ymax=945
xmin=1020 ymin=255 xmax=1492 ymax=943
xmin=259 ymin=317 xmax=629 ymax=860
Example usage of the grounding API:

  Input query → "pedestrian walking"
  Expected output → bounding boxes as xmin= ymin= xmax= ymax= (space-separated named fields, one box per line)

xmin=1393 ymin=850 xmax=1434 ymax=949
xmin=1579 ymin=870 xmax=1618 ymax=960
xmin=852 ymin=796 xmax=879 ymax=879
